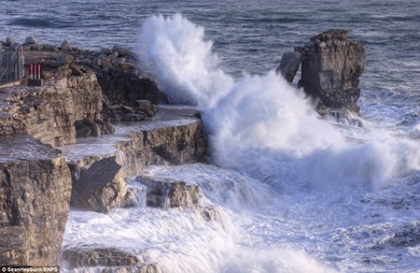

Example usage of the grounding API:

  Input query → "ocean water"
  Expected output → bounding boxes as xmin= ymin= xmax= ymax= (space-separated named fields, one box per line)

xmin=2 ymin=0 xmax=420 ymax=272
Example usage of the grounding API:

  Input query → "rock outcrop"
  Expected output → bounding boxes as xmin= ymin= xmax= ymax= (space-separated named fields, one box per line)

xmin=0 ymin=37 xmax=169 ymax=146
xmin=115 ymin=106 xmax=208 ymax=174
xmin=70 ymin=156 xmax=126 ymax=213
xmin=136 ymin=176 xmax=203 ymax=209
xmin=59 ymin=106 xmax=207 ymax=213
xmin=0 ymin=42 xmax=113 ymax=146
xmin=277 ymin=29 xmax=366 ymax=114
xmin=62 ymin=246 xmax=163 ymax=273
xmin=68 ymin=44 xmax=168 ymax=106
xmin=0 ymin=135 xmax=72 ymax=266
xmin=276 ymin=51 xmax=302 ymax=83
xmin=0 ymin=37 xmax=209 ymax=269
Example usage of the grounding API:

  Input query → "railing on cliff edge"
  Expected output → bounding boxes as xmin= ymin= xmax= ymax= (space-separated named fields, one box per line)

xmin=0 ymin=45 xmax=24 ymax=86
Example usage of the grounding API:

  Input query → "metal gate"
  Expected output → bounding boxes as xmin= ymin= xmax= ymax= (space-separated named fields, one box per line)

xmin=0 ymin=45 xmax=24 ymax=85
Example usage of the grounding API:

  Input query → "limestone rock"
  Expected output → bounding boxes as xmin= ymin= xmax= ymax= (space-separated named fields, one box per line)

xmin=102 ymin=98 xmax=156 ymax=122
xmin=0 ymin=46 xmax=114 ymax=147
xmin=133 ymin=174 xmax=227 ymax=228
xmin=24 ymin=36 xmax=39 ymax=45
xmin=62 ymin=247 xmax=140 ymax=268
xmin=61 ymin=40 xmax=71 ymax=51
xmin=5 ymin=36 xmax=15 ymax=46
xmin=137 ymin=100 xmax=156 ymax=117
xmin=298 ymin=29 xmax=366 ymax=114
xmin=116 ymin=106 xmax=208 ymax=174
xmin=61 ymin=246 xmax=164 ymax=273
xmin=0 ymin=135 xmax=72 ymax=266
xmin=277 ymin=29 xmax=365 ymax=114
xmin=81 ymin=47 xmax=168 ymax=105
xmin=60 ymin=106 xmax=208 ymax=200
xmin=276 ymin=51 xmax=302 ymax=83
xmin=136 ymin=176 xmax=203 ymax=209
xmin=75 ymin=118 xmax=115 ymax=138
xmin=71 ymin=156 xmax=126 ymax=213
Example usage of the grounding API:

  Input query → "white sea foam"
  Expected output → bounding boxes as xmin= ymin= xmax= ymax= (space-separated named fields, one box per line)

xmin=137 ymin=13 xmax=233 ymax=109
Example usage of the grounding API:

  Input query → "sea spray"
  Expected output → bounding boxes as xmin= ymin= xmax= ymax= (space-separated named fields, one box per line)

xmin=138 ymin=14 xmax=420 ymax=192
xmin=203 ymin=71 xmax=346 ymax=168
xmin=137 ymin=14 xmax=233 ymax=109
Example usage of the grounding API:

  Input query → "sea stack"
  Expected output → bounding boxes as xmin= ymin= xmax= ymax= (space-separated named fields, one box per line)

xmin=278 ymin=29 xmax=366 ymax=115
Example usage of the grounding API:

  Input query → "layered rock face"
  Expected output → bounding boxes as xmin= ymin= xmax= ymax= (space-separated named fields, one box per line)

xmin=115 ymin=107 xmax=208 ymax=174
xmin=60 ymin=106 xmax=207 ymax=213
xmin=0 ymin=46 xmax=110 ymax=146
xmin=0 ymin=73 xmax=105 ymax=147
xmin=1 ymin=37 xmax=209 ymax=270
xmin=0 ymin=135 xmax=72 ymax=266
xmin=277 ymin=30 xmax=366 ymax=114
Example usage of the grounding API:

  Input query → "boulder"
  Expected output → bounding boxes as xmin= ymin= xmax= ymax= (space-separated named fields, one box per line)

xmin=137 ymin=100 xmax=156 ymax=117
xmin=71 ymin=156 xmax=126 ymax=213
xmin=24 ymin=36 xmax=39 ymax=45
xmin=0 ymin=135 xmax=72 ymax=266
xmin=61 ymin=40 xmax=71 ymax=51
xmin=5 ymin=36 xmax=15 ymax=46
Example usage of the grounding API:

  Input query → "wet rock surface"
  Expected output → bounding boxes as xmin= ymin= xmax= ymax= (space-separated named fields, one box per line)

xmin=0 ymin=135 xmax=72 ymax=266
xmin=133 ymin=171 xmax=227 ymax=228
xmin=135 ymin=176 xmax=203 ymax=209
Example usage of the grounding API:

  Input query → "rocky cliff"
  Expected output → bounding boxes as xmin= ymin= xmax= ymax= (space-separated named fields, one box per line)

xmin=0 ymin=37 xmax=174 ymax=268
xmin=0 ymin=135 xmax=72 ymax=266
xmin=0 ymin=37 xmax=114 ymax=147
xmin=0 ymin=72 xmax=105 ymax=147
xmin=60 ymin=106 xmax=207 ymax=213
xmin=277 ymin=29 xmax=366 ymax=115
